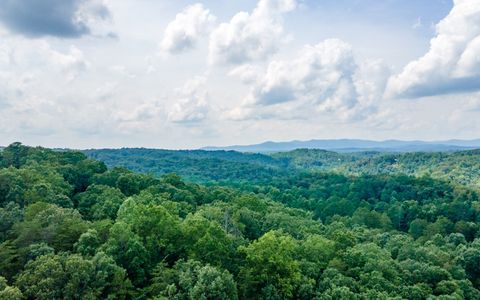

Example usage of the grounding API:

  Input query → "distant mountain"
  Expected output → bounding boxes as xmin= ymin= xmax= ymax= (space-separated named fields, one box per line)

xmin=202 ymin=139 xmax=480 ymax=153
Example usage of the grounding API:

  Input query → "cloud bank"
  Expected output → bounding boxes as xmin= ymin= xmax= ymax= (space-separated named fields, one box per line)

xmin=0 ymin=0 xmax=478 ymax=148
xmin=231 ymin=39 xmax=389 ymax=121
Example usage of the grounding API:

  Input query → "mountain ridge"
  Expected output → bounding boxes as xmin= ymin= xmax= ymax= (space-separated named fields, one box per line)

xmin=201 ymin=138 xmax=480 ymax=153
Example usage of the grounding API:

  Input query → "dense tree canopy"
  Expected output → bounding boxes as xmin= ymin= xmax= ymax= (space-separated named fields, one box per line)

xmin=1 ymin=143 xmax=480 ymax=299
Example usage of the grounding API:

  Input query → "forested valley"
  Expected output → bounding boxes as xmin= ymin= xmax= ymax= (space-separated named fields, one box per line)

xmin=2 ymin=143 xmax=480 ymax=299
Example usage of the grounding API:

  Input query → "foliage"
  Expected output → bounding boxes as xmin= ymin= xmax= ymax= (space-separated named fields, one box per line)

xmin=1 ymin=143 xmax=480 ymax=299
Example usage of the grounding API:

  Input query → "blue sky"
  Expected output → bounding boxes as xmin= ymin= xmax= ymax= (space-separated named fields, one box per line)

xmin=0 ymin=0 xmax=479 ymax=149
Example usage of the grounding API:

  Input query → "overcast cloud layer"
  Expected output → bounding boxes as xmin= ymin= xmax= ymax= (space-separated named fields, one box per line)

xmin=0 ymin=0 xmax=478 ymax=149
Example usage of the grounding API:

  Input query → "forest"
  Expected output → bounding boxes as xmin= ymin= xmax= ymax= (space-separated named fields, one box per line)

xmin=2 ymin=142 xmax=480 ymax=299
xmin=85 ymin=148 xmax=480 ymax=188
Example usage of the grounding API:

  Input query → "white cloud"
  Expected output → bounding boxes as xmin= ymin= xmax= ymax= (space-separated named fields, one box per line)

xmin=0 ymin=38 xmax=89 ymax=109
xmin=160 ymin=3 xmax=216 ymax=54
xmin=208 ymin=0 xmax=296 ymax=65
xmin=2 ymin=38 xmax=90 ymax=81
xmin=77 ymin=0 xmax=111 ymax=24
xmin=387 ymin=0 xmax=480 ymax=98
xmin=454 ymin=92 xmax=480 ymax=112
xmin=0 ymin=71 xmax=34 ymax=107
xmin=110 ymin=65 xmax=135 ymax=78
xmin=228 ymin=64 xmax=263 ymax=84
xmin=107 ymin=100 xmax=165 ymax=135
xmin=354 ymin=59 xmax=391 ymax=111
xmin=0 ymin=36 xmax=94 ymax=138
xmin=48 ymin=45 xmax=89 ymax=81
xmin=168 ymin=76 xmax=211 ymax=124
xmin=230 ymin=39 xmax=389 ymax=121
xmin=0 ymin=43 xmax=11 ymax=65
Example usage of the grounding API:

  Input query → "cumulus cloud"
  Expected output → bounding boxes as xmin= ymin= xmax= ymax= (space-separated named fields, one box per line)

xmin=386 ymin=0 xmax=480 ymax=98
xmin=230 ymin=39 xmax=389 ymax=121
xmin=168 ymin=76 xmax=211 ymax=124
xmin=228 ymin=64 xmax=263 ymax=84
xmin=209 ymin=0 xmax=296 ymax=65
xmin=160 ymin=3 xmax=216 ymax=54
xmin=0 ymin=0 xmax=110 ymax=38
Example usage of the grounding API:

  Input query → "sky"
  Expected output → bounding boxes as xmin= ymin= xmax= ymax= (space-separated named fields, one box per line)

xmin=0 ymin=0 xmax=479 ymax=149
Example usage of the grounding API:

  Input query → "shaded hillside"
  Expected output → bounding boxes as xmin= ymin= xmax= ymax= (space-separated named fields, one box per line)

xmin=270 ymin=148 xmax=378 ymax=169
xmin=339 ymin=150 xmax=480 ymax=188
xmin=84 ymin=148 xmax=289 ymax=183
